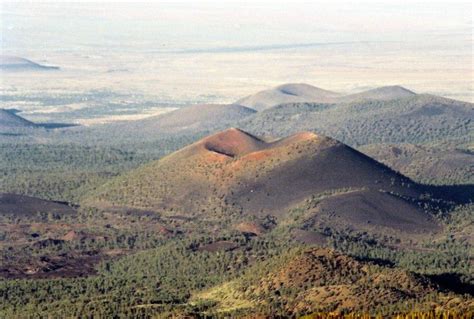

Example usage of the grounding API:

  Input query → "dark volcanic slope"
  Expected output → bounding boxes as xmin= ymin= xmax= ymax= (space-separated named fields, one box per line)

xmin=0 ymin=193 xmax=75 ymax=217
xmin=236 ymin=83 xmax=341 ymax=111
xmin=87 ymin=129 xmax=438 ymax=235
xmin=306 ymin=189 xmax=438 ymax=235
xmin=0 ymin=56 xmax=59 ymax=71
xmin=238 ymin=94 xmax=474 ymax=146
xmin=0 ymin=109 xmax=36 ymax=129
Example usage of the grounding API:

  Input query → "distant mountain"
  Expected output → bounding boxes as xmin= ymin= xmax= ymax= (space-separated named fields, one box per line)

xmin=86 ymin=128 xmax=439 ymax=237
xmin=238 ymin=94 xmax=474 ymax=146
xmin=339 ymin=85 xmax=416 ymax=102
xmin=0 ymin=109 xmax=36 ymax=129
xmin=236 ymin=83 xmax=341 ymax=111
xmin=0 ymin=56 xmax=59 ymax=71
xmin=235 ymin=83 xmax=418 ymax=111
xmin=78 ymin=86 xmax=471 ymax=150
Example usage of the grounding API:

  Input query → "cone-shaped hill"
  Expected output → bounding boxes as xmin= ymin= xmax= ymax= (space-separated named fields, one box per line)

xmin=0 ymin=109 xmax=36 ymax=129
xmin=236 ymin=83 xmax=341 ymax=111
xmin=339 ymin=85 xmax=416 ymax=102
xmin=86 ymin=128 xmax=439 ymax=235
xmin=0 ymin=56 xmax=59 ymax=71
xmin=235 ymin=84 xmax=417 ymax=111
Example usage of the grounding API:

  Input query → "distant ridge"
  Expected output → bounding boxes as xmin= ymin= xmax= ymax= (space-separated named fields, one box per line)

xmin=340 ymin=85 xmax=416 ymax=102
xmin=235 ymin=83 xmax=418 ymax=110
xmin=238 ymin=93 xmax=474 ymax=146
xmin=0 ymin=56 xmax=59 ymax=71
xmin=77 ymin=84 xmax=470 ymax=151
xmin=236 ymin=83 xmax=341 ymax=111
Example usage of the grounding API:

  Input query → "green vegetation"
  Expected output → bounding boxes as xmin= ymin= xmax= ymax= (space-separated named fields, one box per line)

xmin=0 ymin=229 xmax=295 ymax=317
xmin=238 ymin=95 xmax=473 ymax=148
xmin=0 ymin=143 xmax=141 ymax=203
xmin=0 ymin=93 xmax=472 ymax=317
xmin=0 ymin=200 xmax=472 ymax=317
xmin=0 ymin=135 xmax=201 ymax=203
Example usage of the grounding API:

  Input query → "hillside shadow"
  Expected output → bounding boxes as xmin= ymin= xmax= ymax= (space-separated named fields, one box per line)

xmin=353 ymin=256 xmax=395 ymax=267
xmin=0 ymin=132 xmax=24 ymax=136
xmin=353 ymin=256 xmax=473 ymax=296
xmin=427 ymin=273 xmax=474 ymax=296
xmin=428 ymin=184 xmax=474 ymax=205
xmin=38 ymin=123 xmax=79 ymax=129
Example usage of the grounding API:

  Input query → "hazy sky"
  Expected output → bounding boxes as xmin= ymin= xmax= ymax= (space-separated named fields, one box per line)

xmin=1 ymin=0 xmax=473 ymax=109
xmin=2 ymin=1 xmax=472 ymax=52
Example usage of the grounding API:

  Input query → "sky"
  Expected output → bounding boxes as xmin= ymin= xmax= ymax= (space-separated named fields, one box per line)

xmin=0 ymin=0 xmax=472 ymax=121
xmin=2 ymin=1 xmax=472 ymax=52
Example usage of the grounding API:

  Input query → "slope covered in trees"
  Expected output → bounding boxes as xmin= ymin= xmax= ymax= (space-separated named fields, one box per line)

xmin=0 ymin=85 xmax=472 ymax=317
xmin=192 ymin=248 xmax=472 ymax=316
xmin=238 ymin=94 xmax=473 ymax=147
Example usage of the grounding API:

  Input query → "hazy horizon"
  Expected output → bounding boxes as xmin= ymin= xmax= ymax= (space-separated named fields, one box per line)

xmin=1 ymin=1 xmax=472 ymax=123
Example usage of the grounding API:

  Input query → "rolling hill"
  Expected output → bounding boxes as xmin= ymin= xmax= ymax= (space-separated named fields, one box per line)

xmin=238 ymin=94 xmax=474 ymax=147
xmin=68 ymin=86 xmax=471 ymax=153
xmin=86 ymin=128 xmax=439 ymax=237
xmin=0 ymin=56 xmax=59 ymax=71
xmin=235 ymin=83 xmax=341 ymax=111
xmin=339 ymin=85 xmax=416 ymax=102
xmin=235 ymin=84 xmax=417 ymax=111
xmin=193 ymin=248 xmax=472 ymax=316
